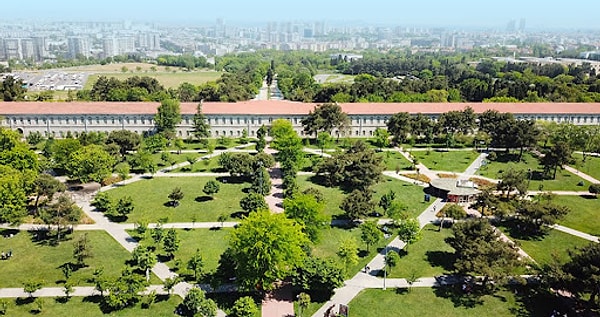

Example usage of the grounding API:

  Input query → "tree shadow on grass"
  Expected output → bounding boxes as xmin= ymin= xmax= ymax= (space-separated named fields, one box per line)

xmin=230 ymin=211 xmax=249 ymax=219
xmin=425 ymin=251 xmax=456 ymax=272
xmin=15 ymin=297 xmax=35 ymax=306
xmin=195 ymin=196 xmax=213 ymax=202
xmin=499 ymin=219 xmax=547 ymax=241
xmin=433 ymin=285 xmax=484 ymax=308
xmin=28 ymin=228 xmax=72 ymax=246
xmin=216 ymin=176 xmax=247 ymax=184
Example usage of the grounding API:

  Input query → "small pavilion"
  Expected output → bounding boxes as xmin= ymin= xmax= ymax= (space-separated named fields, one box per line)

xmin=429 ymin=179 xmax=481 ymax=203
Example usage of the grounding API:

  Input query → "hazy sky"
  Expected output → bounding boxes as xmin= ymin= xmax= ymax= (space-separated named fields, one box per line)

xmin=4 ymin=0 xmax=600 ymax=28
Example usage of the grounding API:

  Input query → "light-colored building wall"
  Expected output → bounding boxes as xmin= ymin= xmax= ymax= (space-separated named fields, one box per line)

xmin=3 ymin=112 xmax=600 ymax=138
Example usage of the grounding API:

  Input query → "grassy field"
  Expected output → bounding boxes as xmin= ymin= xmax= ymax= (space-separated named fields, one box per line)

xmin=387 ymin=225 xmax=455 ymax=278
xmin=63 ymin=62 xmax=173 ymax=72
xmin=2 ymin=295 xmax=181 ymax=317
xmin=104 ymin=177 xmax=246 ymax=223
xmin=570 ymin=153 xmax=600 ymax=181
xmin=297 ymin=175 xmax=431 ymax=219
xmin=0 ymin=230 xmax=137 ymax=288
xmin=167 ymin=156 xmax=223 ymax=173
xmin=376 ymin=151 xmax=413 ymax=171
xmin=501 ymin=227 xmax=591 ymax=265
xmin=477 ymin=152 xmax=590 ymax=191
xmin=347 ymin=287 xmax=558 ymax=317
xmin=555 ymin=195 xmax=600 ymax=236
xmin=410 ymin=150 xmax=479 ymax=172
xmin=160 ymin=228 xmax=230 ymax=275
xmin=84 ymin=71 xmax=222 ymax=89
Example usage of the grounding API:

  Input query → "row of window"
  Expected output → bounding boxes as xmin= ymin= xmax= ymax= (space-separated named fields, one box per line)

xmin=9 ymin=115 xmax=600 ymax=127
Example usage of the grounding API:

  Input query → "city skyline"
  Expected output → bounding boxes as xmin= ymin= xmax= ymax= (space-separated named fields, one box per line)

xmin=3 ymin=0 xmax=600 ymax=29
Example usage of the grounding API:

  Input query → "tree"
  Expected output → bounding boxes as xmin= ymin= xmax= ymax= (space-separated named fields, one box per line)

xmin=162 ymin=276 xmax=180 ymax=296
xmin=187 ymin=249 xmax=204 ymax=282
xmin=105 ymin=267 xmax=148 ymax=310
xmin=180 ymin=287 xmax=217 ymax=317
xmin=340 ymin=190 xmax=375 ymax=221
xmin=360 ymin=220 xmax=383 ymax=254
xmin=91 ymin=268 xmax=109 ymax=297
xmin=40 ymin=194 xmax=82 ymax=243
xmin=50 ymin=138 xmax=82 ymax=171
xmin=168 ymin=187 xmax=184 ymax=207
xmin=107 ymin=130 xmax=142 ymax=157
xmin=441 ymin=204 xmax=467 ymax=224
xmin=154 ymin=99 xmax=182 ymax=136
xmin=397 ymin=218 xmax=421 ymax=252
xmin=162 ymin=228 xmax=180 ymax=260
xmin=91 ymin=192 xmax=112 ymax=212
xmin=540 ymin=141 xmax=572 ymax=179
xmin=316 ymin=131 xmax=333 ymax=153
xmin=108 ymin=196 xmax=134 ymax=220
xmin=384 ymin=250 xmax=400 ymax=274
xmin=142 ymin=134 xmax=167 ymax=153
xmin=445 ymin=219 xmax=521 ymax=289
xmin=67 ymin=145 xmax=116 ymax=183
xmin=589 ymin=183 xmax=600 ymax=195
xmin=202 ymin=180 xmax=220 ymax=198
xmin=294 ymin=293 xmax=311 ymax=317
xmin=127 ymin=150 xmax=156 ymax=174
xmin=284 ymin=193 xmax=328 ymax=242
xmin=497 ymin=166 xmax=527 ymax=198
xmin=292 ymin=257 xmax=344 ymax=298
xmin=549 ymin=243 xmax=600 ymax=307
xmin=230 ymin=296 xmax=259 ymax=317
xmin=0 ymin=167 xmax=27 ymax=225
xmin=373 ymin=127 xmax=390 ymax=149
xmin=256 ymin=125 xmax=267 ymax=152
xmin=131 ymin=245 xmax=157 ymax=281
xmin=378 ymin=190 xmax=396 ymax=213
xmin=302 ymin=103 xmax=349 ymax=137
xmin=217 ymin=214 xmax=228 ymax=228
xmin=23 ymin=279 xmax=42 ymax=297
xmin=515 ymin=199 xmax=570 ymax=234
xmin=251 ymin=166 xmax=271 ymax=196
xmin=386 ymin=201 xmax=409 ymax=225
xmin=229 ymin=211 xmax=309 ymax=291
xmin=387 ymin=112 xmax=411 ymax=143
xmin=73 ymin=233 xmax=93 ymax=267
xmin=239 ymin=193 xmax=268 ymax=213
xmin=342 ymin=141 xmax=383 ymax=190
xmin=32 ymin=173 xmax=65 ymax=213
xmin=1 ymin=76 xmax=26 ymax=101
xmin=63 ymin=282 xmax=74 ymax=300
xmin=337 ymin=238 xmax=359 ymax=270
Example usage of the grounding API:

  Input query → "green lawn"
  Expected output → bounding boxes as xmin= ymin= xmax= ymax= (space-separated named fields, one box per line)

xmin=570 ymin=153 xmax=600 ymax=181
xmin=167 ymin=156 xmax=223 ymax=173
xmin=478 ymin=152 xmax=590 ymax=191
xmin=104 ymin=177 xmax=246 ymax=223
xmin=376 ymin=151 xmax=413 ymax=171
xmin=411 ymin=150 xmax=479 ymax=172
xmin=160 ymin=228 xmax=230 ymax=275
xmin=502 ymin=227 xmax=591 ymax=265
xmin=387 ymin=225 xmax=455 ymax=278
xmin=85 ymin=71 xmax=222 ymax=89
xmin=347 ymin=287 xmax=558 ymax=317
xmin=150 ymin=152 xmax=203 ymax=169
xmin=555 ymin=195 xmax=600 ymax=236
xmin=297 ymin=175 xmax=430 ymax=219
xmin=2 ymin=295 xmax=181 ymax=317
xmin=311 ymin=227 xmax=394 ymax=278
xmin=0 ymin=230 xmax=135 ymax=287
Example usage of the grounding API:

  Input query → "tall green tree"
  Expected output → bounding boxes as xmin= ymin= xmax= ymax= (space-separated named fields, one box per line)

xmin=131 ymin=245 xmax=157 ymax=281
xmin=33 ymin=173 xmax=65 ymax=213
xmin=445 ymin=219 xmax=521 ymax=289
xmin=360 ymin=221 xmax=383 ymax=252
xmin=72 ymin=233 xmax=93 ymax=267
xmin=154 ymin=99 xmax=182 ymax=137
xmin=187 ymin=249 xmax=204 ymax=282
xmin=283 ymin=193 xmax=328 ymax=242
xmin=67 ymin=145 xmax=116 ymax=183
xmin=162 ymin=228 xmax=180 ymax=260
xmin=1 ymin=76 xmax=26 ymax=101
xmin=387 ymin=112 xmax=411 ymax=143
xmin=302 ymin=103 xmax=349 ymax=137
xmin=228 ymin=211 xmax=309 ymax=291
xmin=0 ymin=167 xmax=27 ymax=224
xmin=397 ymin=218 xmax=421 ymax=252
xmin=40 ymin=194 xmax=82 ymax=243
xmin=230 ymin=296 xmax=259 ymax=317
xmin=251 ymin=166 xmax=271 ymax=196
xmin=340 ymin=190 xmax=375 ymax=221
xmin=180 ymin=287 xmax=217 ymax=317
xmin=240 ymin=193 xmax=268 ymax=213
xmin=107 ymin=130 xmax=142 ymax=157
xmin=192 ymin=103 xmax=211 ymax=143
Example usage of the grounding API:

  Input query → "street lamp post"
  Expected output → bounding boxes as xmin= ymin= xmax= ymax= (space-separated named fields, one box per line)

xmin=383 ymin=247 xmax=388 ymax=290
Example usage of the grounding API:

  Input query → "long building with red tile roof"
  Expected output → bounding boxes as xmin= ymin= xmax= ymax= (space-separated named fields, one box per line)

xmin=1 ymin=100 xmax=599 ymax=138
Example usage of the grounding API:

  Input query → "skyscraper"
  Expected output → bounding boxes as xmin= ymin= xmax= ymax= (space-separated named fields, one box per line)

xmin=67 ymin=37 xmax=90 ymax=59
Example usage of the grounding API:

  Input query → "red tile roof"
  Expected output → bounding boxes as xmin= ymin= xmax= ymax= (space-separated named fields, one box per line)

xmin=0 ymin=100 xmax=599 ymax=116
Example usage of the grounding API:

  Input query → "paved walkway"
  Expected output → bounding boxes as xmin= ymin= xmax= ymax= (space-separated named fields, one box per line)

xmin=264 ymin=147 xmax=284 ymax=214
xmin=563 ymin=165 xmax=599 ymax=184
xmin=303 ymin=147 xmax=332 ymax=158
xmin=552 ymin=224 xmax=600 ymax=243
